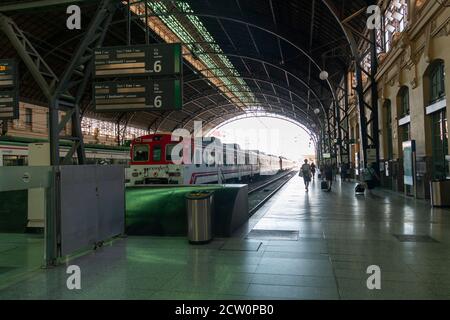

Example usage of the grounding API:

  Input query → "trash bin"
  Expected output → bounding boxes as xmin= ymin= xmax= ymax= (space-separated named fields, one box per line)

xmin=186 ymin=191 xmax=214 ymax=244
xmin=430 ymin=180 xmax=450 ymax=207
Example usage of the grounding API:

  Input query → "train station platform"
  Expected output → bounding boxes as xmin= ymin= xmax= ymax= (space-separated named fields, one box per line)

xmin=1 ymin=176 xmax=450 ymax=300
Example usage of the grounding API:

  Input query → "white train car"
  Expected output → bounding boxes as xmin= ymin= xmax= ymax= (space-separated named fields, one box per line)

xmin=126 ymin=134 xmax=295 ymax=185
xmin=0 ymin=138 xmax=129 ymax=166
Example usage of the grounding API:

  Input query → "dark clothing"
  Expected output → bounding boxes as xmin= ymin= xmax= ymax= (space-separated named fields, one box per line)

xmin=341 ymin=163 xmax=349 ymax=180
xmin=363 ymin=167 xmax=378 ymax=189
xmin=322 ymin=165 xmax=333 ymax=191
xmin=324 ymin=167 xmax=333 ymax=181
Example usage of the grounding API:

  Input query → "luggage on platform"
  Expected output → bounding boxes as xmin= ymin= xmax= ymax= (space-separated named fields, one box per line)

xmin=355 ymin=183 xmax=366 ymax=195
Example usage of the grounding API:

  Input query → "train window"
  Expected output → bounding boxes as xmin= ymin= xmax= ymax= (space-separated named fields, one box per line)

xmin=195 ymin=149 xmax=202 ymax=167
xmin=153 ymin=145 xmax=162 ymax=161
xmin=133 ymin=144 xmax=149 ymax=162
xmin=2 ymin=155 xmax=28 ymax=166
xmin=166 ymin=144 xmax=183 ymax=161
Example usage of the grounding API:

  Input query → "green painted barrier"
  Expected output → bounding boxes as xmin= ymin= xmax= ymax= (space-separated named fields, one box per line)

xmin=0 ymin=184 xmax=249 ymax=237
xmin=0 ymin=190 xmax=28 ymax=233
xmin=126 ymin=185 xmax=248 ymax=237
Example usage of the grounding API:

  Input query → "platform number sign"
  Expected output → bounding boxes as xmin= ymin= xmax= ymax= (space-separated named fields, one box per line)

xmin=94 ymin=79 xmax=182 ymax=112
xmin=93 ymin=43 xmax=183 ymax=113
xmin=0 ymin=59 xmax=19 ymax=120
xmin=94 ymin=43 xmax=182 ymax=78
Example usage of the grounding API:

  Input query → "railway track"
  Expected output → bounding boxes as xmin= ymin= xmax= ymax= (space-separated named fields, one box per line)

xmin=248 ymin=170 xmax=297 ymax=215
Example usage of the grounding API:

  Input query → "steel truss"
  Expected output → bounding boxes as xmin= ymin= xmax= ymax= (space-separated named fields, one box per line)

xmin=334 ymin=72 xmax=351 ymax=166
xmin=322 ymin=0 xmax=379 ymax=172
xmin=352 ymin=28 xmax=380 ymax=172
xmin=127 ymin=0 xmax=334 ymax=142
xmin=0 ymin=0 xmax=117 ymax=165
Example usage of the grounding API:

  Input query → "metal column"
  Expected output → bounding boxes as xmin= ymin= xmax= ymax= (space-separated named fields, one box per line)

xmin=51 ymin=0 xmax=117 ymax=165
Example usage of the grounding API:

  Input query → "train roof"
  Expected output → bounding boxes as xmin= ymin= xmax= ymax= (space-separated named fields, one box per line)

xmin=223 ymin=143 xmax=241 ymax=150
xmin=0 ymin=136 xmax=130 ymax=152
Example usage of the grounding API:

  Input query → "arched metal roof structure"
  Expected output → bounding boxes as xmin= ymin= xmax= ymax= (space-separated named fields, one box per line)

xmin=0 ymin=0 xmax=370 ymax=143
xmin=206 ymin=112 xmax=319 ymax=147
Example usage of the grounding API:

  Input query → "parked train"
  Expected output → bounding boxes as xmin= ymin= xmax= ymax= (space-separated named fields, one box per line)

xmin=0 ymin=137 xmax=129 ymax=166
xmin=126 ymin=133 xmax=296 ymax=185
xmin=1 ymin=135 xmax=297 ymax=186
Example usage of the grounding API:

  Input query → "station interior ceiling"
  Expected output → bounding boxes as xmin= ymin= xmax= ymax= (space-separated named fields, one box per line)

xmin=0 ymin=0 xmax=368 ymax=135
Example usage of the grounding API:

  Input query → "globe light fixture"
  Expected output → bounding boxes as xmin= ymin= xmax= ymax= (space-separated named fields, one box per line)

xmin=313 ymin=108 xmax=321 ymax=115
xmin=319 ymin=70 xmax=329 ymax=81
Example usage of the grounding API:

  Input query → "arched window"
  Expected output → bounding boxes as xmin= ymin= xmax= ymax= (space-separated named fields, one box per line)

xmin=424 ymin=60 xmax=448 ymax=179
xmin=429 ymin=61 xmax=446 ymax=104
xmin=399 ymin=86 xmax=410 ymax=117
xmin=397 ymin=86 xmax=411 ymax=143
xmin=381 ymin=0 xmax=409 ymax=52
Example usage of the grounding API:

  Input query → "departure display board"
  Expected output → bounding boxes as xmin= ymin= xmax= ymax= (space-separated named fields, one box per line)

xmin=0 ymin=91 xmax=19 ymax=120
xmin=93 ymin=79 xmax=182 ymax=112
xmin=0 ymin=59 xmax=17 ymax=88
xmin=0 ymin=59 xmax=18 ymax=120
xmin=94 ymin=43 xmax=182 ymax=78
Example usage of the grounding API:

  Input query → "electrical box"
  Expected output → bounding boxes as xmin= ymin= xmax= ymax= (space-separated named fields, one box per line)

xmin=27 ymin=143 xmax=50 ymax=229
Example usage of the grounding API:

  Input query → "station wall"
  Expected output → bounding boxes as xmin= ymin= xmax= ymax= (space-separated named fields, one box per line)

xmin=345 ymin=0 xmax=450 ymax=199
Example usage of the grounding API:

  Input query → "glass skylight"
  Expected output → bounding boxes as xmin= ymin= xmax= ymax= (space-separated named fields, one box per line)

xmin=145 ymin=0 xmax=256 ymax=107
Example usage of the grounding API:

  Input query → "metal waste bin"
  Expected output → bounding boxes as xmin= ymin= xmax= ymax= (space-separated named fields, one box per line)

xmin=186 ymin=191 xmax=214 ymax=244
xmin=430 ymin=180 xmax=450 ymax=207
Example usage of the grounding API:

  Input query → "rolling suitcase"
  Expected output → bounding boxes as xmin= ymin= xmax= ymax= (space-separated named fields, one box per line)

xmin=321 ymin=180 xmax=328 ymax=190
xmin=355 ymin=183 xmax=366 ymax=195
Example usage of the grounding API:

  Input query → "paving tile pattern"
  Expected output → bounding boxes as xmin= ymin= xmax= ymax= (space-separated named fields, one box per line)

xmin=1 ymin=177 xmax=450 ymax=299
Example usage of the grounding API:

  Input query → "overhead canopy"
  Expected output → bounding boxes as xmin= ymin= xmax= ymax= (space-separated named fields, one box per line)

xmin=0 ymin=0 xmax=368 ymax=135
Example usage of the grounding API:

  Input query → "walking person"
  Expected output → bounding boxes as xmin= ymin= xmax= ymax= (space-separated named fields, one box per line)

xmin=300 ymin=159 xmax=312 ymax=192
xmin=341 ymin=162 xmax=349 ymax=182
xmin=362 ymin=163 xmax=380 ymax=194
xmin=310 ymin=162 xmax=317 ymax=180
xmin=324 ymin=163 xmax=333 ymax=192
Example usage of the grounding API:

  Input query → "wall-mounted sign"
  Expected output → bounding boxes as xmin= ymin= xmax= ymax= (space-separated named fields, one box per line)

xmin=403 ymin=140 xmax=416 ymax=186
xmin=93 ymin=79 xmax=182 ymax=112
xmin=0 ymin=59 xmax=17 ymax=89
xmin=0 ymin=91 xmax=19 ymax=120
xmin=367 ymin=148 xmax=377 ymax=163
xmin=94 ymin=43 xmax=182 ymax=78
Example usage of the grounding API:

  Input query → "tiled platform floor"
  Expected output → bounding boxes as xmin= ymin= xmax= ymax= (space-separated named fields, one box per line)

xmin=1 ymin=176 xmax=450 ymax=300
xmin=0 ymin=233 xmax=44 ymax=290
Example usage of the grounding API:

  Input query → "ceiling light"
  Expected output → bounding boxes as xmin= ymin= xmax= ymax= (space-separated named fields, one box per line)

xmin=319 ymin=70 xmax=329 ymax=81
